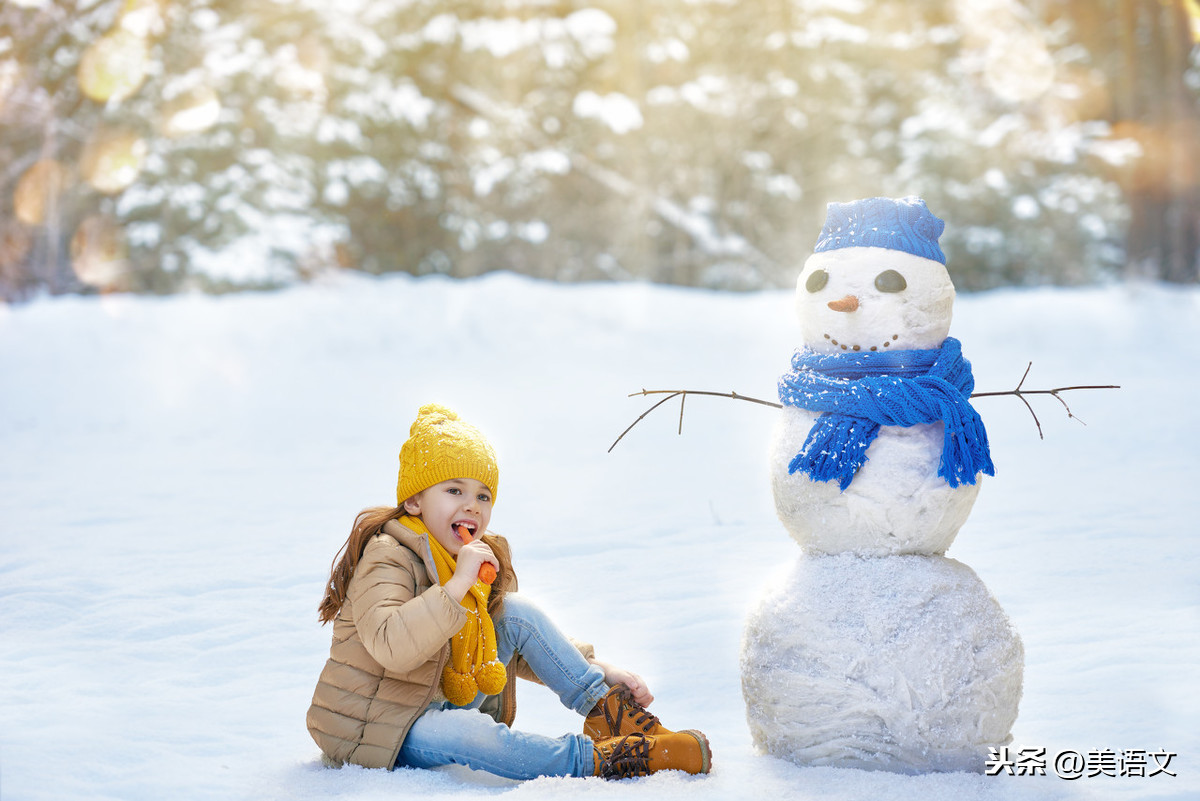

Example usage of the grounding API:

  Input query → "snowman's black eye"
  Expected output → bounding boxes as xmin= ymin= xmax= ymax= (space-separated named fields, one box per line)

xmin=874 ymin=269 xmax=907 ymax=293
xmin=805 ymin=269 xmax=829 ymax=293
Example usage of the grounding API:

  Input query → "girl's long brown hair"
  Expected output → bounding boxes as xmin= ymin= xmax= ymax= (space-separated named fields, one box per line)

xmin=318 ymin=505 xmax=514 ymax=624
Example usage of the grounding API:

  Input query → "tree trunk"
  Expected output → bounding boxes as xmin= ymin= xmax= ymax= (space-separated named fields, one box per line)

xmin=1116 ymin=0 xmax=1199 ymax=282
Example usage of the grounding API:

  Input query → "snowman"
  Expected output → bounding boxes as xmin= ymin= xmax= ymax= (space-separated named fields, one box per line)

xmin=740 ymin=197 xmax=1024 ymax=773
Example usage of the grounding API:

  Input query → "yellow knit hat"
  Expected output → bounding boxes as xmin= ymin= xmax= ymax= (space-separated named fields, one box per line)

xmin=397 ymin=404 xmax=499 ymax=505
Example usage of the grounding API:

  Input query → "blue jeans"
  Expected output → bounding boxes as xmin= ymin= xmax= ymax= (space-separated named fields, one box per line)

xmin=395 ymin=593 xmax=610 ymax=779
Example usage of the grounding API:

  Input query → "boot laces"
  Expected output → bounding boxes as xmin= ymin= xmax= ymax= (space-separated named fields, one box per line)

xmin=615 ymin=686 xmax=661 ymax=733
xmin=598 ymin=733 xmax=651 ymax=778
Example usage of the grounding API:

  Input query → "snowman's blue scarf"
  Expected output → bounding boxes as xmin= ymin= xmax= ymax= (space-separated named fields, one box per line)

xmin=778 ymin=337 xmax=995 ymax=491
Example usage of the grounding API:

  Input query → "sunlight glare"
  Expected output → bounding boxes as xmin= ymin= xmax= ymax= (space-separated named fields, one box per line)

xmin=955 ymin=0 xmax=1056 ymax=104
xmin=1186 ymin=0 xmax=1200 ymax=44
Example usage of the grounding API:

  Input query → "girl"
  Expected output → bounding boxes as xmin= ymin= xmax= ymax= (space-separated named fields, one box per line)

xmin=307 ymin=404 xmax=712 ymax=780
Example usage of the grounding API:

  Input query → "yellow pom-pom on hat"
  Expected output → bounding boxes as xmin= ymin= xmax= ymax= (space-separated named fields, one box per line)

xmin=397 ymin=404 xmax=499 ymax=506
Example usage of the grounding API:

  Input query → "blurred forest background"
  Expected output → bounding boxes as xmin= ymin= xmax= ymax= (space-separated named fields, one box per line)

xmin=1 ymin=0 xmax=1198 ymax=301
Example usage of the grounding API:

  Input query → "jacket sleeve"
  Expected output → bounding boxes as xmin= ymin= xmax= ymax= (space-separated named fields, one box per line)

xmin=348 ymin=539 xmax=466 ymax=674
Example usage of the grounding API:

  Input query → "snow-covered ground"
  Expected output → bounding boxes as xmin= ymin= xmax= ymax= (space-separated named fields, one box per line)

xmin=1 ymin=272 xmax=1196 ymax=801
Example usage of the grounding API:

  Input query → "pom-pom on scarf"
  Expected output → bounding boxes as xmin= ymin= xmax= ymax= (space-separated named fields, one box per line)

xmin=778 ymin=337 xmax=995 ymax=491
xmin=403 ymin=514 xmax=507 ymax=705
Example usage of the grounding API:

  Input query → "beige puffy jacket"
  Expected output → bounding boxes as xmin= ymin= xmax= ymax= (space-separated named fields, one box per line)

xmin=306 ymin=518 xmax=593 ymax=769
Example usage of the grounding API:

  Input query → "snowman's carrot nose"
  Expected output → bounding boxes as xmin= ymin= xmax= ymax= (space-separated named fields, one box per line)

xmin=828 ymin=295 xmax=859 ymax=312
xmin=456 ymin=524 xmax=497 ymax=585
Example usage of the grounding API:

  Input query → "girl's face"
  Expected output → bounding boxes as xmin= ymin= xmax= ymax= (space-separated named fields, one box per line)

xmin=404 ymin=477 xmax=494 ymax=555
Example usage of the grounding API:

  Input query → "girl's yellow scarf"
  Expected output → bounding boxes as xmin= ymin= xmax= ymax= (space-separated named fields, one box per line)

xmin=404 ymin=515 xmax=507 ymax=705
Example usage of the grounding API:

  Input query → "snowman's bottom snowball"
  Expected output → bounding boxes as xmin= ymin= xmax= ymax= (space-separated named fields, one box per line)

xmin=740 ymin=553 xmax=1023 ymax=774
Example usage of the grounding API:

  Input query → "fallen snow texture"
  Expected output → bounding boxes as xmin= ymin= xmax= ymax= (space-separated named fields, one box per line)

xmin=742 ymin=554 xmax=1023 ymax=773
xmin=1 ymin=272 xmax=1198 ymax=801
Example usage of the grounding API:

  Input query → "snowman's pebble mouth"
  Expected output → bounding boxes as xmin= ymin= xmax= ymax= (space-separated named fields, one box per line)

xmin=824 ymin=333 xmax=901 ymax=352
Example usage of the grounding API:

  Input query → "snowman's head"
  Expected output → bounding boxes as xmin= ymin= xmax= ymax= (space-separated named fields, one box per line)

xmin=795 ymin=197 xmax=956 ymax=355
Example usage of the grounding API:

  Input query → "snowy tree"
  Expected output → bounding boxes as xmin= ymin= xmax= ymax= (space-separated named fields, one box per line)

xmin=1 ymin=0 xmax=1195 ymax=299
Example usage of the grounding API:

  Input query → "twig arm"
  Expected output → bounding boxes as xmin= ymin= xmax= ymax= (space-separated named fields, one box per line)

xmin=609 ymin=389 xmax=777 ymax=452
xmin=609 ymin=370 xmax=1120 ymax=450
xmin=628 ymin=388 xmax=783 ymax=408
xmin=969 ymin=363 xmax=1119 ymax=440
xmin=970 ymin=385 xmax=1121 ymax=398
xmin=607 ymin=392 xmax=684 ymax=453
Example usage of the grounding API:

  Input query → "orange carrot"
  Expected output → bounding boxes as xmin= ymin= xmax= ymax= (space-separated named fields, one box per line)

xmin=455 ymin=524 xmax=497 ymax=584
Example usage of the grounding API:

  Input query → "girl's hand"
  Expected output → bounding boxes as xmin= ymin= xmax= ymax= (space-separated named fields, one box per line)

xmin=444 ymin=539 xmax=498 ymax=601
xmin=593 ymin=659 xmax=654 ymax=707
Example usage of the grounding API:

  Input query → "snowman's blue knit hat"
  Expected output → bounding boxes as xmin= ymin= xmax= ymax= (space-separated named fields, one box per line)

xmin=814 ymin=196 xmax=946 ymax=264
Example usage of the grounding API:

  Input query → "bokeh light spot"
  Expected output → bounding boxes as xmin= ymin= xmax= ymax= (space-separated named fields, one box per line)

xmin=14 ymin=159 xmax=69 ymax=226
xmin=160 ymin=85 xmax=221 ymax=137
xmin=78 ymin=29 xmax=150 ymax=104
xmin=71 ymin=215 xmax=129 ymax=290
xmin=118 ymin=0 xmax=168 ymax=38
xmin=0 ymin=60 xmax=20 ymax=115
xmin=982 ymin=27 xmax=1056 ymax=104
xmin=81 ymin=127 xmax=148 ymax=194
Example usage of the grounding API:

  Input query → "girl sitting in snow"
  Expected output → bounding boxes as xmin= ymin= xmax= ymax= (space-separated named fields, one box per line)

xmin=307 ymin=404 xmax=712 ymax=780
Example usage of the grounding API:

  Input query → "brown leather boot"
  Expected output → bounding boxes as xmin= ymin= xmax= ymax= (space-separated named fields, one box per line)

xmin=592 ymin=731 xmax=712 ymax=779
xmin=584 ymin=685 xmax=673 ymax=740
